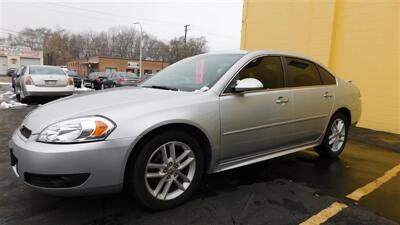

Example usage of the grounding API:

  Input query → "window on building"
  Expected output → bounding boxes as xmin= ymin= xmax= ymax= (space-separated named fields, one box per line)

xmin=285 ymin=57 xmax=322 ymax=87
xmin=105 ymin=67 xmax=117 ymax=73
xmin=317 ymin=65 xmax=336 ymax=85
xmin=144 ymin=70 xmax=153 ymax=74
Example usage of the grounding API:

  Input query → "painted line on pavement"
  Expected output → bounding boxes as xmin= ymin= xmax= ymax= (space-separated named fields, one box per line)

xmin=299 ymin=163 xmax=400 ymax=225
xmin=299 ymin=202 xmax=348 ymax=225
xmin=346 ymin=163 xmax=400 ymax=201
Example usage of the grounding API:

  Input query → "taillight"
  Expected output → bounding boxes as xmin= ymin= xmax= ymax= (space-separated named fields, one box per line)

xmin=117 ymin=77 xmax=125 ymax=83
xmin=25 ymin=76 xmax=34 ymax=85
xmin=68 ymin=77 xmax=74 ymax=86
xmin=95 ymin=76 xmax=100 ymax=81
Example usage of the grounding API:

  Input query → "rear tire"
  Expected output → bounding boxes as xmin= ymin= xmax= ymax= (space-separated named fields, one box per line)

xmin=19 ymin=90 xmax=29 ymax=104
xmin=315 ymin=113 xmax=349 ymax=158
xmin=126 ymin=130 xmax=204 ymax=210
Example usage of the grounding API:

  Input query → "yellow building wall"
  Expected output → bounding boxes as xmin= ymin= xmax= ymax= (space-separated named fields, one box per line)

xmin=241 ymin=0 xmax=400 ymax=134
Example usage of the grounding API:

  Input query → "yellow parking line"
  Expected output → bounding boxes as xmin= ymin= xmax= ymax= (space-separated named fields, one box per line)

xmin=299 ymin=202 xmax=348 ymax=225
xmin=346 ymin=164 xmax=400 ymax=201
xmin=299 ymin=163 xmax=400 ymax=225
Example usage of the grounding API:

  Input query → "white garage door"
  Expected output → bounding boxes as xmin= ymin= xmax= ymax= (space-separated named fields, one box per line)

xmin=0 ymin=56 xmax=7 ymax=75
xmin=20 ymin=57 xmax=41 ymax=66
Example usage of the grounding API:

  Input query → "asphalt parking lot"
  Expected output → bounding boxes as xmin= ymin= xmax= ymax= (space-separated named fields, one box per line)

xmin=0 ymin=82 xmax=399 ymax=225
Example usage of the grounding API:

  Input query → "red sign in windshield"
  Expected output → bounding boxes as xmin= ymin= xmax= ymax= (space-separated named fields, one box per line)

xmin=195 ymin=60 xmax=204 ymax=84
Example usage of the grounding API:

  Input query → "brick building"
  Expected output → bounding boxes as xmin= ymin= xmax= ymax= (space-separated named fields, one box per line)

xmin=0 ymin=46 xmax=43 ymax=75
xmin=67 ymin=56 xmax=169 ymax=78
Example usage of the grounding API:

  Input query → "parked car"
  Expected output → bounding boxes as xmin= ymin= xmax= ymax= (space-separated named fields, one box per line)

xmin=141 ymin=74 xmax=153 ymax=82
xmin=83 ymin=72 xmax=109 ymax=90
xmin=8 ymin=68 xmax=19 ymax=90
xmin=9 ymin=51 xmax=361 ymax=210
xmin=67 ymin=71 xmax=82 ymax=88
xmin=14 ymin=65 xmax=75 ymax=103
xmin=103 ymin=72 xmax=139 ymax=88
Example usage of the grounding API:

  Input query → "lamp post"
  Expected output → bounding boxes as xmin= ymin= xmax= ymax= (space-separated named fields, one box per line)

xmin=133 ymin=22 xmax=143 ymax=80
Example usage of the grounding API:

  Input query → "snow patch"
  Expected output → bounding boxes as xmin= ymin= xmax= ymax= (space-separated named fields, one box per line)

xmin=74 ymin=86 xmax=93 ymax=92
xmin=0 ymin=100 xmax=27 ymax=109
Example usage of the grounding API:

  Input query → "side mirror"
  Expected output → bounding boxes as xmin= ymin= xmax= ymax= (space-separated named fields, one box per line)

xmin=232 ymin=78 xmax=264 ymax=93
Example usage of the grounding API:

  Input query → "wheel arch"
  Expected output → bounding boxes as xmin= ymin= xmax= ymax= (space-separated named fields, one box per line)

xmin=123 ymin=122 xmax=213 ymax=186
xmin=333 ymin=107 xmax=352 ymax=124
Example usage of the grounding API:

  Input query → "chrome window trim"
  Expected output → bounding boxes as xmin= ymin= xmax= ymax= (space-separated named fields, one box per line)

xmin=219 ymin=54 xmax=338 ymax=97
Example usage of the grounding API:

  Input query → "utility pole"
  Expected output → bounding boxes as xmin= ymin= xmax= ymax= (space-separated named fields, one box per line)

xmin=133 ymin=22 xmax=143 ymax=80
xmin=184 ymin=24 xmax=190 ymax=58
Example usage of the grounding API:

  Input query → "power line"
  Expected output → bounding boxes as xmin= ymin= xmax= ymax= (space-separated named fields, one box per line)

xmin=46 ymin=2 xmax=183 ymax=27
xmin=41 ymin=2 xmax=235 ymax=41
xmin=0 ymin=28 xmax=20 ymax=34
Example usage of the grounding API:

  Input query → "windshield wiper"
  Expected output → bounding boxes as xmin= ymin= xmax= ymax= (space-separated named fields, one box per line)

xmin=142 ymin=85 xmax=178 ymax=91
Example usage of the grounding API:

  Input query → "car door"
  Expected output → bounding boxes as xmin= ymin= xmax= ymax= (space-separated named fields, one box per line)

xmin=219 ymin=56 xmax=294 ymax=160
xmin=284 ymin=57 xmax=335 ymax=144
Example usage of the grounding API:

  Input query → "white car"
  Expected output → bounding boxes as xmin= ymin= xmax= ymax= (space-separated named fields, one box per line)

xmin=15 ymin=65 xmax=75 ymax=102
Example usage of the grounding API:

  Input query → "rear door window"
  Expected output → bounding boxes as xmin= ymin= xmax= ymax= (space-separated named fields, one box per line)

xmin=285 ymin=57 xmax=322 ymax=87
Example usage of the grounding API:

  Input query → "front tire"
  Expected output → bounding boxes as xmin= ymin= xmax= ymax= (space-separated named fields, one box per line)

xmin=315 ymin=113 xmax=349 ymax=158
xmin=126 ymin=130 xmax=204 ymax=210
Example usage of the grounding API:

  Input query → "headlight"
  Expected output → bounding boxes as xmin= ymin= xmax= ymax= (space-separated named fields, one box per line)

xmin=37 ymin=116 xmax=116 ymax=143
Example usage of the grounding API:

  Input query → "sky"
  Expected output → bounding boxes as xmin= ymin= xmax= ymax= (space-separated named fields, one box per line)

xmin=0 ymin=0 xmax=243 ymax=51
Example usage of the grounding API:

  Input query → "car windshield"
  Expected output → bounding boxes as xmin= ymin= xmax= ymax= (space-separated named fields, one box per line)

xmin=29 ymin=66 xmax=66 ymax=75
xmin=125 ymin=73 xmax=138 ymax=79
xmin=68 ymin=71 xmax=78 ymax=76
xmin=141 ymin=54 xmax=244 ymax=91
xmin=99 ymin=73 xmax=111 ymax=78
xmin=88 ymin=72 xmax=98 ymax=79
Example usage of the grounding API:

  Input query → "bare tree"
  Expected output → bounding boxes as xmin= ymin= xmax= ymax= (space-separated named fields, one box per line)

xmin=168 ymin=36 xmax=208 ymax=63
xmin=6 ymin=26 xmax=209 ymax=65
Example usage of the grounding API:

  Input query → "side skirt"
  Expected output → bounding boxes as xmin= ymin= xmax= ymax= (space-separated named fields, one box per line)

xmin=212 ymin=143 xmax=318 ymax=173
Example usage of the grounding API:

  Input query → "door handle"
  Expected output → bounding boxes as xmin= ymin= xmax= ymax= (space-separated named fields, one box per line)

xmin=276 ymin=96 xmax=289 ymax=104
xmin=323 ymin=92 xmax=333 ymax=98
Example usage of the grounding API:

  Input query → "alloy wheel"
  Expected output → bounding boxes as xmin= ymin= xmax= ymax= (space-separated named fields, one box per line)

xmin=144 ymin=141 xmax=196 ymax=201
xmin=329 ymin=118 xmax=346 ymax=152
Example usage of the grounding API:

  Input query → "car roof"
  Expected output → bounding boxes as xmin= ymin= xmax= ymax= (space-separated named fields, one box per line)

xmin=202 ymin=50 xmax=330 ymax=71
xmin=29 ymin=65 xmax=62 ymax=68
xmin=203 ymin=50 xmax=315 ymax=61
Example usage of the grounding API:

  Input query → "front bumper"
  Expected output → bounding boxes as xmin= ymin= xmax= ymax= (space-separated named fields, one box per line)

xmin=9 ymin=130 xmax=136 ymax=196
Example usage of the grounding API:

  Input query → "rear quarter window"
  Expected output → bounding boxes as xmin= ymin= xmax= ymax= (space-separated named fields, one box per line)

xmin=317 ymin=66 xmax=336 ymax=85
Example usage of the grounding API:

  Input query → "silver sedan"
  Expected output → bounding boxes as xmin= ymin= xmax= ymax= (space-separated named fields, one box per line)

xmin=9 ymin=50 xmax=361 ymax=210
xmin=14 ymin=65 xmax=75 ymax=102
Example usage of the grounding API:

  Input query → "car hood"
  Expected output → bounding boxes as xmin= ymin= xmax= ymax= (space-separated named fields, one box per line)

xmin=22 ymin=87 xmax=197 ymax=134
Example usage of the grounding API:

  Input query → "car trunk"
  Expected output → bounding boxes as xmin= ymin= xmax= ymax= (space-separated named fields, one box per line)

xmin=30 ymin=74 xmax=69 ymax=87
